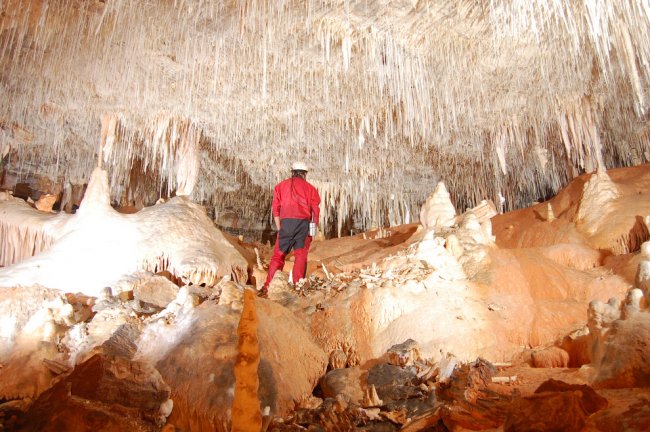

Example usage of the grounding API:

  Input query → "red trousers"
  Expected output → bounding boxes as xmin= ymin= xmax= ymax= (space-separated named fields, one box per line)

xmin=264 ymin=233 xmax=312 ymax=288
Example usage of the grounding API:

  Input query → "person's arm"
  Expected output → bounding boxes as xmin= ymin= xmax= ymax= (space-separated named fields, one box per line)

xmin=272 ymin=185 xmax=281 ymax=230
xmin=311 ymin=187 xmax=321 ymax=223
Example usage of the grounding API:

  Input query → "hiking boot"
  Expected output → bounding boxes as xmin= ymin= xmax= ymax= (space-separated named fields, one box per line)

xmin=257 ymin=288 xmax=269 ymax=298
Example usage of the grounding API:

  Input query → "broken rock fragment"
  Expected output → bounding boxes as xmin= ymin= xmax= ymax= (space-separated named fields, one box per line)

xmin=133 ymin=274 xmax=180 ymax=308
xmin=386 ymin=338 xmax=421 ymax=367
xmin=14 ymin=352 xmax=172 ymax=431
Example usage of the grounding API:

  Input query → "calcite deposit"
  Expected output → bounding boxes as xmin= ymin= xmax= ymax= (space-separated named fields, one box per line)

xmin=419 ymin=181 xmax=457 ymax=230
xmin=575 ymin=167 xmax=620 ymax=236
xmin=0 ymin=167 xmax=248 ymax=295
xmin=0 ymin=164 xmax=649 ymax=430
xmin=3 ymin=0 xmax=650 ymax=428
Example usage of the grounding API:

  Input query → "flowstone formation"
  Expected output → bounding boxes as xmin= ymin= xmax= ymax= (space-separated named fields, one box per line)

xmin=493 ymin=164 xmax=650 ymax=253
xmin=292 ymin=175 xmax=628 ymax=367
xmin=0 ymin=167 xmax=247 ymax=294
xmin=569 ymin=231 xmax=650 ymax=390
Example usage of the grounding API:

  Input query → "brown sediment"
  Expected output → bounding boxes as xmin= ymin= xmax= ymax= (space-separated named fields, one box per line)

xmin=231 ymin=288 xmax=262 ymax=432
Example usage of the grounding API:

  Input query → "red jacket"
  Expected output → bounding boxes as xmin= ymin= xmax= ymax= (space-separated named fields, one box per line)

xmin=272 ymin=176 xmax=320 ymax=222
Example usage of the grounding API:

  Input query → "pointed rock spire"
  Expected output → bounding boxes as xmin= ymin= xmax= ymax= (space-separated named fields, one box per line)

xmin=419 ymin=181 xmax=457 ymax=230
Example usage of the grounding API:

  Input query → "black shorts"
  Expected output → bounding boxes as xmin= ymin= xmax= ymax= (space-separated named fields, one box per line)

xmin=278 ymin=218 xmax=310 ymax=253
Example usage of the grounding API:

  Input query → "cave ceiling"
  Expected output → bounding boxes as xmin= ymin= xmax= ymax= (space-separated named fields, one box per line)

xmin=1 ymin=0 xmax=649 ymax=231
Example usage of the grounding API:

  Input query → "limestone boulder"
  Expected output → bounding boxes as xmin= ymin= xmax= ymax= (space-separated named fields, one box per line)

xmin=9 ymin=323 xmax=172 ymax=431
xmin=534 ymin=379 xmax=608 ymax=413
xmin=133 ymin=274 xmax=180 ymax=308
xmin=320 ymin=367 xmax=366 ymax=403
xmin=266 ymin=270 xmax=301 ymax=305
xmin=504 ymin=392 xmax=587 ymax=432
xmin=68 ymin=353 xmax=170 ymax=412
xmin=590 ymin=389 xmax=650 ymax=432
xmin=256 ymin=298 xmax=328 ymax=410
xmin=13 ymin=382 xmax=163 ymax=432
xmin=0 ymin=286 xmax=77 ymax=401
xmin=34 ymin=194 xmax=57 ymax=212
xmin=217 ymin=279 xmax=243 ymax=307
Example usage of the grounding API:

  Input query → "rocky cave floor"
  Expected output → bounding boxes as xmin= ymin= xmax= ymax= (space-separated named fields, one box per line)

xmin=0 ymin=165 xmax=650 ymax=431
xmin=1 ymin=269 xmax=648 ymax=432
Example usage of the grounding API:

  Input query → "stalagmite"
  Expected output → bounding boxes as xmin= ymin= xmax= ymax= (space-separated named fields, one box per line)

xmin=636 ymin=241 xmax=650 ymax=302
xmin=576 ymin=168 xmax=619 ymax=235
xmin=545 ymin=202 xmax=555 ymax=222
xmin=386 ymin=339 xmax=422 ymax=367
xmin=362 ymin=384 xmax=383 ymax=408
xmin=419 ymin=181 xmax=457 ymax=230
xmin=622 ymin=288 xmax=645 ymax=319
xmin=232 ymin=289 xmax=262 ymax=431
xmin=252 ymin=247 xmax=267 ymax=291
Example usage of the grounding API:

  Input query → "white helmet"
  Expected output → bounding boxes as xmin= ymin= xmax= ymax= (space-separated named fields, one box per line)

xmin=291 ymin=161 xmax=309 ymax=172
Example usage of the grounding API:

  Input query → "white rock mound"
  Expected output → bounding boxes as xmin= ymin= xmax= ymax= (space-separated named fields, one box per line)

xmin=0 ymin=167 xmax=247 ymax=295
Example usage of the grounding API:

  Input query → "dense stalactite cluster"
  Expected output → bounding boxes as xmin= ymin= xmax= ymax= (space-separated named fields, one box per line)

xmin=1 ymin=1 xmax=650 ymax=231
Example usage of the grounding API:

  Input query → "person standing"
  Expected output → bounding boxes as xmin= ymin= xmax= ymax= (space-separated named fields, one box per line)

xmin=260 ymin=161 xmax=320 ymax=297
